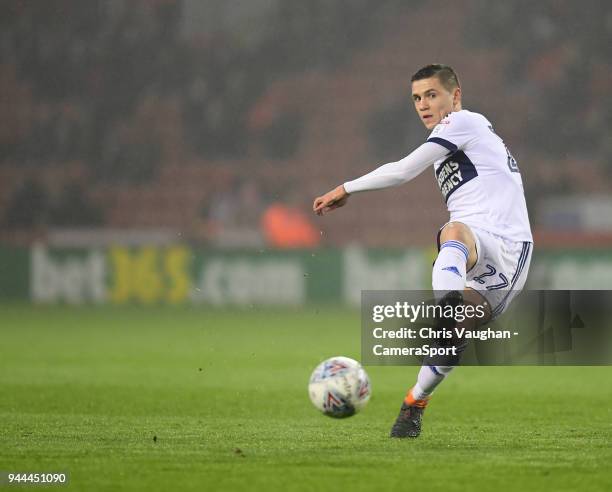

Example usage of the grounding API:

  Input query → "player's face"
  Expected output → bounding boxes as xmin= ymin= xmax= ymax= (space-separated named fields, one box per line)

xmin=411 ymin=77 xmax=459 ymax=130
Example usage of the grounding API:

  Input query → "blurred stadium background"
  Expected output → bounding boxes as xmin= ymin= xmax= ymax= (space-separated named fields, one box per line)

xmin=2 ymin=3 xmax=611 ymax=490
xmin=0 ymin=0 xmax=611 ymax=306
xmin=1 ymin=0 xmax=612 ymax=307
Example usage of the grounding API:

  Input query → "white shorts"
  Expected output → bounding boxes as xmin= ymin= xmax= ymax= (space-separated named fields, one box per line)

xmin=437 ymin=224 xmax=533 ymax=320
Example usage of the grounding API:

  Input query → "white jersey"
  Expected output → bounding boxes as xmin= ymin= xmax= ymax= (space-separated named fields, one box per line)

xmin=427 ymin=109 xmax=532 ymax=242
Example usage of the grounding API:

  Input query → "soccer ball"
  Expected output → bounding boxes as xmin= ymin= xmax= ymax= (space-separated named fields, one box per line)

xmin=308 ymin=356 xmax=371 ymax=418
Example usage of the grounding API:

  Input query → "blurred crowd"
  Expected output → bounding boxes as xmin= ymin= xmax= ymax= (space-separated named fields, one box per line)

xmin=0 ymin=0 xmax=392 ymax=167
xmin=465 ymin=0 xmax=611 ymax=196
xmin=0 ymin=0 xmax=610 ymax=245
xmin=0 ymin=0 xmax=392 ymax=241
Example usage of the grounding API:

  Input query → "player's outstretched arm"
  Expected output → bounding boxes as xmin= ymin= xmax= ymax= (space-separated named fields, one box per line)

xmin=313 ymin=141 xmax=449 ymax=216
xmin=313 ymin=185 xmax=349 ymax=216
xmin=342 ymin=141 xmax=449 ymax=193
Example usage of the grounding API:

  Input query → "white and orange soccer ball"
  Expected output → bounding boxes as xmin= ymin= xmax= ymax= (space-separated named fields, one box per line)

xmin=308 ymin=356 xmax=371 ymax=418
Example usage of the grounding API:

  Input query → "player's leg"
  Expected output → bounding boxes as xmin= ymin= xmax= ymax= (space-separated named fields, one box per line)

xmin=415 ymin=222 xmax=479 ymax=398
xmin=390 ymin=298 xmax=486 ymax=438
xmin=391 ymin=222 xmax=479 ymax=438
xmin=432 ymin=222 xmax=478 ymax=295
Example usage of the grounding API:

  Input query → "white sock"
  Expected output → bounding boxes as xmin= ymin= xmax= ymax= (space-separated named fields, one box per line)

xmin=412 ymin=365 xmax=455 ymax=399
xmin=432 ymin=240 xmax=468 ymax=298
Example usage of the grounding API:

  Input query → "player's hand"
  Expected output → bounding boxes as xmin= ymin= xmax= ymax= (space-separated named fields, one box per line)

xmin=313 ymin=185 xmax=350 ymax=216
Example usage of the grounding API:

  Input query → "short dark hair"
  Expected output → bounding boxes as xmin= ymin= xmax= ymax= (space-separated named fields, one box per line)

xmin=411 ymin=64 xmax=460 ymax=92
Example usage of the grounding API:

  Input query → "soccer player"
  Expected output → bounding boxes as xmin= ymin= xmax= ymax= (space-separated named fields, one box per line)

xmin=312 ymin=64 xmax=533 ymax=438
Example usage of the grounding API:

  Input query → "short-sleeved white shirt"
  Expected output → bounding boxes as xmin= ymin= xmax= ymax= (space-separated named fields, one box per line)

xmin=427 ymin=110 xmax=533 ymax=242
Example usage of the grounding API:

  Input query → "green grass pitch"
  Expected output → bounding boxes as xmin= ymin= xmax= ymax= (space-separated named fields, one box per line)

xmin=1 ymin=304 xmax=611 ymax=491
